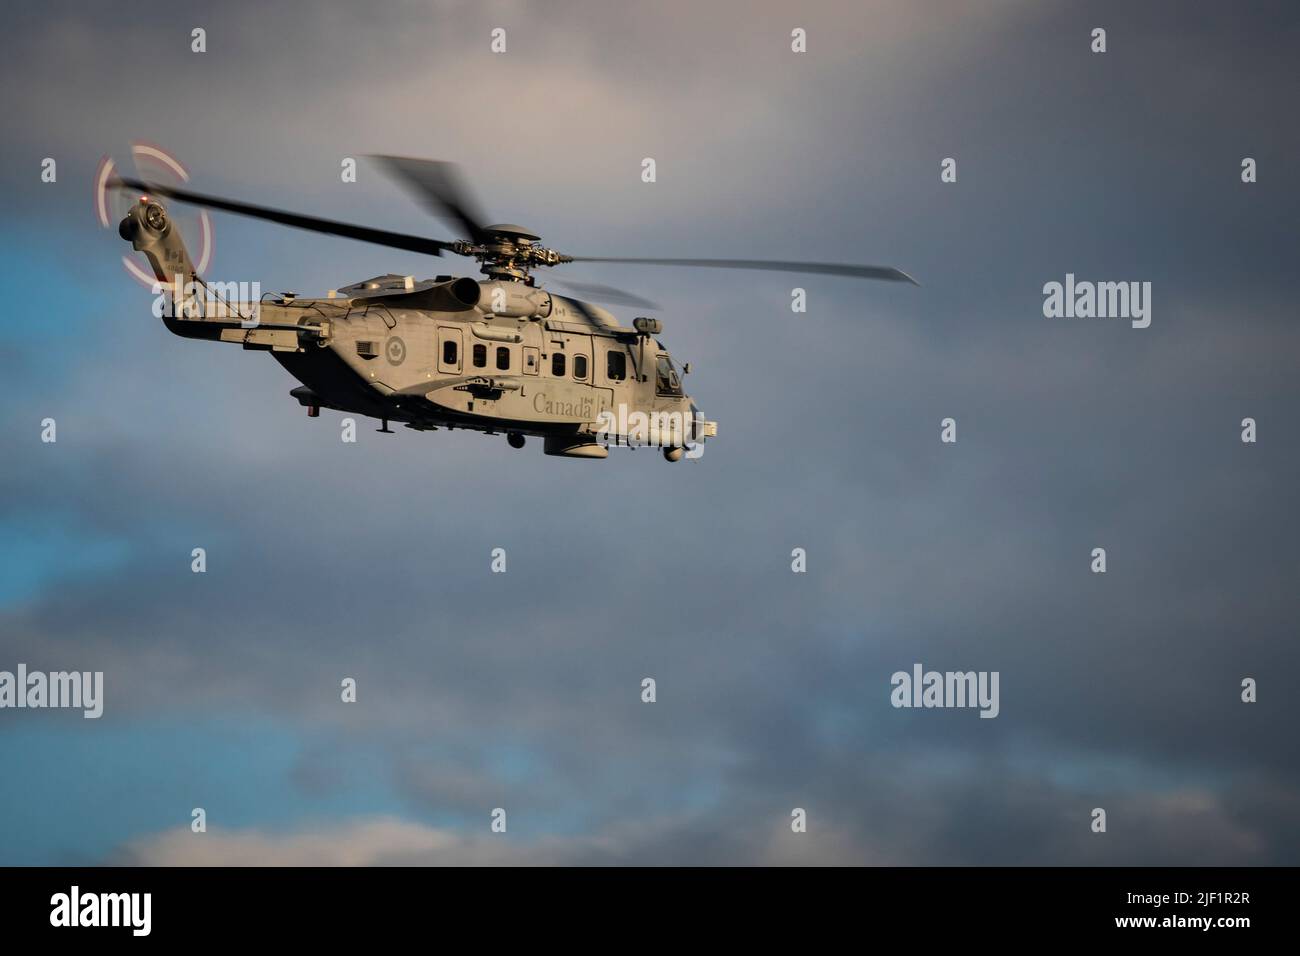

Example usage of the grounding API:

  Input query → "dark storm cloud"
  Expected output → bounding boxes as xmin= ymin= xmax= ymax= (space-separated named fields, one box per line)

xmin=2 ymin=0 xmax=1298 ymax=864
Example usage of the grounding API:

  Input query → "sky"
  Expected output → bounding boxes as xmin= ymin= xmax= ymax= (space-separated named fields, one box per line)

xmin=1 ymin=0 xmax=1298 ymax=865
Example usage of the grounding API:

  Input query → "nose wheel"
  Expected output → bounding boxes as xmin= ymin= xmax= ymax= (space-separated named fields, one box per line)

xmin=507 ymin=432 xmax=525 ymax=449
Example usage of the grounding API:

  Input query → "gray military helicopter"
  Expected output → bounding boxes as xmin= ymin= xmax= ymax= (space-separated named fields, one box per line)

xmin=111 ymin=156 xmax=915 ymax=460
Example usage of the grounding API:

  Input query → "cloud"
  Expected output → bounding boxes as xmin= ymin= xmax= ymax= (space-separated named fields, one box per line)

xmin=113 ymin=764 xmax=1296 ymax=866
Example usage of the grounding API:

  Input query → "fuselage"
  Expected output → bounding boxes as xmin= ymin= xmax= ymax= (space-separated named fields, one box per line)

xmin=165 ymin=273 xmax=715 ymax=456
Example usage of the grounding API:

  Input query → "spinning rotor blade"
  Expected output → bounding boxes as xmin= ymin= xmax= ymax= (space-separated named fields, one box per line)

xmin=549 ymin=278 xmax=661 ymax=310
xmin=370 ymin=156 xmax=491 ymax=244
xmin=567 ymin=256 xmax=918 ymax=284
xmin=109 ymin=176 xmax=457 ymax=257
xmin=111 ymin=158 xmax=918 ymax=290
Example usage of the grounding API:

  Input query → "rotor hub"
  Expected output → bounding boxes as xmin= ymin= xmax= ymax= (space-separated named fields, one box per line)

xmin=463 ymin=224 xmax=572 ymax=282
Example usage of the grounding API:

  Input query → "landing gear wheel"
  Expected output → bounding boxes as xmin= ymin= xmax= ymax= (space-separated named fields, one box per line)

xmin=663 ymin=446 xmax=684 ymax=462
xmin=507 ymin=432 xmax=526 ymax=449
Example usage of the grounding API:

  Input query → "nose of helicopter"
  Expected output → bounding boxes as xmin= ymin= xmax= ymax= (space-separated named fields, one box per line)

xmin=691 ymin=403 xmax=718 ymax=442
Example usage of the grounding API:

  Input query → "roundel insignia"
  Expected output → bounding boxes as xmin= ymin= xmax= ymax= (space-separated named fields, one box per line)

xmin=385 ymin=336 xmax=407 ymax=366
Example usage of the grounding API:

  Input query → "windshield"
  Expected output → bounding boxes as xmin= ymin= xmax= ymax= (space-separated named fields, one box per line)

xmin=655 ymin=354 xmax=683 ymax=396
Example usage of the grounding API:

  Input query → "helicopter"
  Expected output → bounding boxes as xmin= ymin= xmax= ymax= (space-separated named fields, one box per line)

xmin=109 ymin=156 xmax=916 ymax=460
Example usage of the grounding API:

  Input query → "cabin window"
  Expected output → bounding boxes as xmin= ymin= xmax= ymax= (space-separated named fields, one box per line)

xmin=496 ymin=346 xmax=510 ymax=371
xmin=473 ymin=343 xmax=487 ymax=368
xmin=551 ymin=352 xmax=566 ymax=376
xmin=606 ymin=350 xmax=626 ymax=381
xmin=574 ymin=355 xmax=588 ymax=380
xmin=443 ymin=339 xmax=458 ymax=365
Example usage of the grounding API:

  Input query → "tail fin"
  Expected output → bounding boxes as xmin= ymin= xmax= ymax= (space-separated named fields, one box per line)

xmin=118 ymin=197 xmax=197 ymax=291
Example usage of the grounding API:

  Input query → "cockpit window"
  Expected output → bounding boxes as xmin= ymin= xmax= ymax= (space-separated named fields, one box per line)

xmin=655 ymin=354 xmax=682 ymax=395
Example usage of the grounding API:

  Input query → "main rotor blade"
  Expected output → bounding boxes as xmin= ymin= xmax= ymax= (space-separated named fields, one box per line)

xmin=370 ymin=156 xmax=491 ymax=244
xmin=110 ymin=176 xmax=456 ymax=257
xmin=549 ymin=278 xmax=661 ymax=310
xmin=568 ymin=256 xmax=918 ymax=285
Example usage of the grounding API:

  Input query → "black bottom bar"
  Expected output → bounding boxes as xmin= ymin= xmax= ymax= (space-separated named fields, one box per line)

xmin=0 ymin=866 xmax=1281 ymax=941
